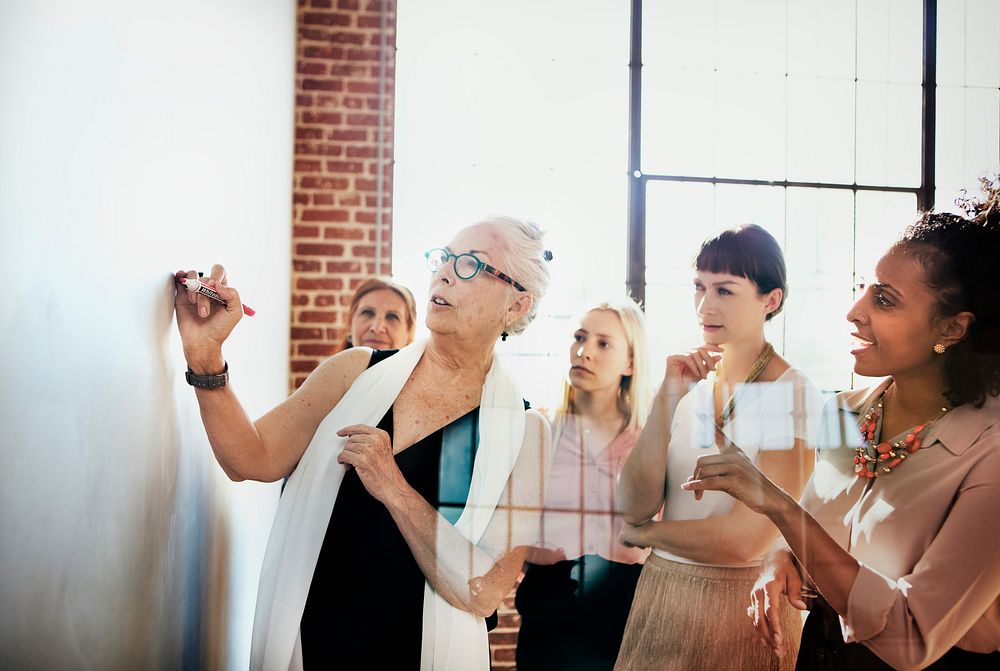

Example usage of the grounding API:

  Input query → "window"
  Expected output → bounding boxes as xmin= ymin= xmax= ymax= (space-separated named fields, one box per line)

xmin=395 ymin=0 xmax=999 ymax=401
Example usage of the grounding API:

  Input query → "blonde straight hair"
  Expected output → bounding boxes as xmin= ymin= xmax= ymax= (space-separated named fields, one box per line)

xmin=556 ymin=298 xmax=653 ymax=433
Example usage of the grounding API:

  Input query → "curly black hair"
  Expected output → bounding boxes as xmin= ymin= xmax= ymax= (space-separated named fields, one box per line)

xmin=895 ymin=175 xmax=1000 ymax=408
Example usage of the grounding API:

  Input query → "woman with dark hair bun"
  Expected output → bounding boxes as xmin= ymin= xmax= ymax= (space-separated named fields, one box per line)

xmin=615 ymin=224 xmax=825 ymax=671
xmin=683 ymin=175 xmax=1000 ymax=670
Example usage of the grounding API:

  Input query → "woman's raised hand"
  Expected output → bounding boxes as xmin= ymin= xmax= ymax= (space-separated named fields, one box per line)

xmin=173 ymin=264 xmax=243 ymax=371
xmin=747 ymin=549 xmax=809 ymax=658
xmin=663 ymin=344 xmax=723 ymax=398
xmin=681 ymin=428 xmax=787 ymax=514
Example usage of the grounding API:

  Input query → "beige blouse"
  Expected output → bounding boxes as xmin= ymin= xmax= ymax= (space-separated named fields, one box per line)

xmin=801 ymin=380 xmax=1000 ymax=670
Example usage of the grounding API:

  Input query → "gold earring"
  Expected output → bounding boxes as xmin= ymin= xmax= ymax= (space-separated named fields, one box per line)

xmin=933 ymin=343 xmax=946 ymax=354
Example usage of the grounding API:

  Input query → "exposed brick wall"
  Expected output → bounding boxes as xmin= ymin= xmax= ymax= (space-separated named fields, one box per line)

xmin=289 ymin=0 xmax=395 ymax=391
xmin=491 ymin=589 xmax=521 ymax=669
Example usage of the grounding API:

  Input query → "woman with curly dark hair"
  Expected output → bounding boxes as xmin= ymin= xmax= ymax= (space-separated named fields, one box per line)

xmin=682 ymin=175 xmax=1000 ymax=670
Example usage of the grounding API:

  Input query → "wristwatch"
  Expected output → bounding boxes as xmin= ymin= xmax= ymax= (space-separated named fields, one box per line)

xmin=185 ymin=362 xmax=229 ymax=390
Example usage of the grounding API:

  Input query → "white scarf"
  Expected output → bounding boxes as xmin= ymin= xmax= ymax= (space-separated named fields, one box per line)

xmin=249 ymin=339 xmax=526 ymax=671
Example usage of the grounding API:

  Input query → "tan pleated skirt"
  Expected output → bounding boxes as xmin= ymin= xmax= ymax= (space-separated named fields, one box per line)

xmin=614 ymin=553 xmax=801 ymax=671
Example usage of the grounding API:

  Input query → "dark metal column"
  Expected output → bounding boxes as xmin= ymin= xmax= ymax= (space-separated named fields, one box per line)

xmin=626 ymin=0 xmax=645 ymax=306
xmin=919 ymin=0 xmax=938 ymax=211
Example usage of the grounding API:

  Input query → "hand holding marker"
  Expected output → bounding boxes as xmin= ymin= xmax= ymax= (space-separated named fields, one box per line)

xmin=177 ymin=274 xmax=256 ymax=317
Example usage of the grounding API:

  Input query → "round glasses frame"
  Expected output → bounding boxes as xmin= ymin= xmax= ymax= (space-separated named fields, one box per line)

xmin=424 ymin=248 xmax=527 ymax=292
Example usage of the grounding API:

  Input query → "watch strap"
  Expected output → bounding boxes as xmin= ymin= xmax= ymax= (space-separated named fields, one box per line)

xmin=185 ymin=362 xmax=229 ymax=390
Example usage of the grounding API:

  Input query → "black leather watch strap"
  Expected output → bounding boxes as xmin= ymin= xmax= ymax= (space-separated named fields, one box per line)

xmin=185 ymin=362 xmax=229 ymax=390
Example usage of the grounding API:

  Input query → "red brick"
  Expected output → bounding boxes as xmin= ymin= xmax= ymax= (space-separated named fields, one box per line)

xmin=339 ymin=194 xmax=362 ymax=207
xmin=357 ymin=15 xmax=383 ymax=28
xmin=369 ymin=33 xmax=395 ymax=47
xmin=338 ymin=0 xmax=360 ymax=9
xmin=346 ymin=145 xmax=378 ymax=158
xmin=365 ymin=195 xmax=392 ymax=207
xmin=291 ymin=327 xmax=325 ymax=339
xmin=293 ymin=376 xmax=309 ymax=388
xmin=355 ymin=177 xmax=378 ymax=191
xmin=346 ymin=81 xmax=382 ymax=94
xmin=293 ymin=192 xmax=310 ymax=205
xmin=329 ymin=64 xmax=369 ymax=77
xmin=315 ymin=95 xmax=340 ymax=109
xmin=313 ymin=193 xmax=335 ymax=205
xmin=293 ymin=260 xmax=323 ymax=272
xmin=355 ymin=211 xmax=376 ymax=224
xmin=310 ymin=0 xmax=333 ymax=7
xmin=296 ymin=127 xmax=324 ymax=140
xmin=324 ymin=226 xmax=365 ymax=239
xmin=302 ymin=78 xmax=343 ymax=92
xmin=329 ymin=129 xmax=368 ymax=141
xmin=297 ymin=243 xmax=346 ymax=256
xmin=291 ymin=294 xmax=310 ymax=306
xmin=347 ymin=48 xmax=381 ymax=62
xmin=488 ymin=632 xmax=518 ymax=646
xmin=351 ymin=244 xmax=376 ymax=257
xmin=301 ymin=111 xmax=342 ymax=125
xmin=327 ymin=261 xmax=362 ymax=273
xmin=491 ymin=648 xmax=516 ymax=663
xmin=301 ymin=176 xmax=350 ymax=189
xmin=297 ymin=278 xmax=345 ymax=290
xmin=343 ymin=96 xmax=364 ymax=109
xmin=298 ymin=311 xmax=339 ymax=323
xmin=296 ymin=142 xmax=344 ymax=156
xmin=294 ymin=225 xmax=321 ymax=238
xmin=297 ymin=61 xmax=327 ymax=75
xmin=303 ymin=12 xmax=352 ymax=27
xmin=346 ymin=113 xmax=380 ymax=126
xmin=298 ymin=343 xmax=339 ymax=356
xmin=303 ymin=46 xmax=346 ymax=60
xmin=314 ymin=294 xmax=340 ymax=307
xmin=302 ymin=209 xmax=350 ymax=222
xmin=295 ymin=159 xmax=322 ymax=172
xmin=326 ymin=160 xmax=364 ymax=173
xmin=291 ymin=360 xmax=321 ymax=374
xmin=296 ymin=94 xmax=314 ymax=106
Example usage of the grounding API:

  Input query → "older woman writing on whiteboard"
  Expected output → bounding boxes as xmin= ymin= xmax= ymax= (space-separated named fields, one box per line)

xmin=174 ymin=216 xmax=553 ymax=671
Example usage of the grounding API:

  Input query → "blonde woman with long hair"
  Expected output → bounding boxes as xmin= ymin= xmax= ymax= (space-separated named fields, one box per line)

xmin=515 ymin=298 xmax=653 ymax=671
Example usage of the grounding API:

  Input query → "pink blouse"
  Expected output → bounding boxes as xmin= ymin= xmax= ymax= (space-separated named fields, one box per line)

xmin=802 ymin=381 xmax=1000 ymax=669
xmin=536 ymin=416 xmax=648 ymax=564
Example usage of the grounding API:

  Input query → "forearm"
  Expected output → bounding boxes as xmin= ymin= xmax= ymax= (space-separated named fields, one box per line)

xmin=637 ymin=513 xmax=781 ymax=565
xmin=194 ymin=386 xmax=274 ymax=481
xmin=618 ymin=386 xmax=680 ymax=523
xmin=769 ymin=494 xmax=860 ymax=614
xmin=383 ymin=480 xmax=520 ymax=617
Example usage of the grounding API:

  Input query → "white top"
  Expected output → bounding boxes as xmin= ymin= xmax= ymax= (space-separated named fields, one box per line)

xmin=654 ymin=367 xmax=825 ymax=566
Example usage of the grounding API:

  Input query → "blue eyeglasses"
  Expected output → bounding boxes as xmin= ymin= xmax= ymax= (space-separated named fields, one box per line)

xmin=424 ymin=248 xmax=527 ymax=292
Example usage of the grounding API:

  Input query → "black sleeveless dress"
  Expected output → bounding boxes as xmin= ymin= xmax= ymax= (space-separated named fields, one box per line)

xmin=299 ymin=350 xmax=504 ymax=669
xmin=299 ymin=349 xmax=485 ymax=668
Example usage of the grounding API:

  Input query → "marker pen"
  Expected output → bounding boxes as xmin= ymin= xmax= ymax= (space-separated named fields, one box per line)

xmin=178 ymin=277 xmax=256 ymax=317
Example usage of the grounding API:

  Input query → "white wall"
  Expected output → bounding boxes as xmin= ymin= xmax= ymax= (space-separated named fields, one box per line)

xmin=0 ymin=0 xmax=295 ymax=668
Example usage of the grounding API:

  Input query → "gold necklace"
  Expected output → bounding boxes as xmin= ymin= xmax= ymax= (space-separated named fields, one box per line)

xmin=714 ymin=342 xmax=775 ymax=427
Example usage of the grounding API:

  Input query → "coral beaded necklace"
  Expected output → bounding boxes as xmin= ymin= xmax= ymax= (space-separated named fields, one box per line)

xmin=854 ymin=384 xmax=949 ymax=479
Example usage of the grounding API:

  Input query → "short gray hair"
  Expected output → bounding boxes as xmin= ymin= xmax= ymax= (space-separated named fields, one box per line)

xmin=477 ymin=216 xmax=550 ymax=336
